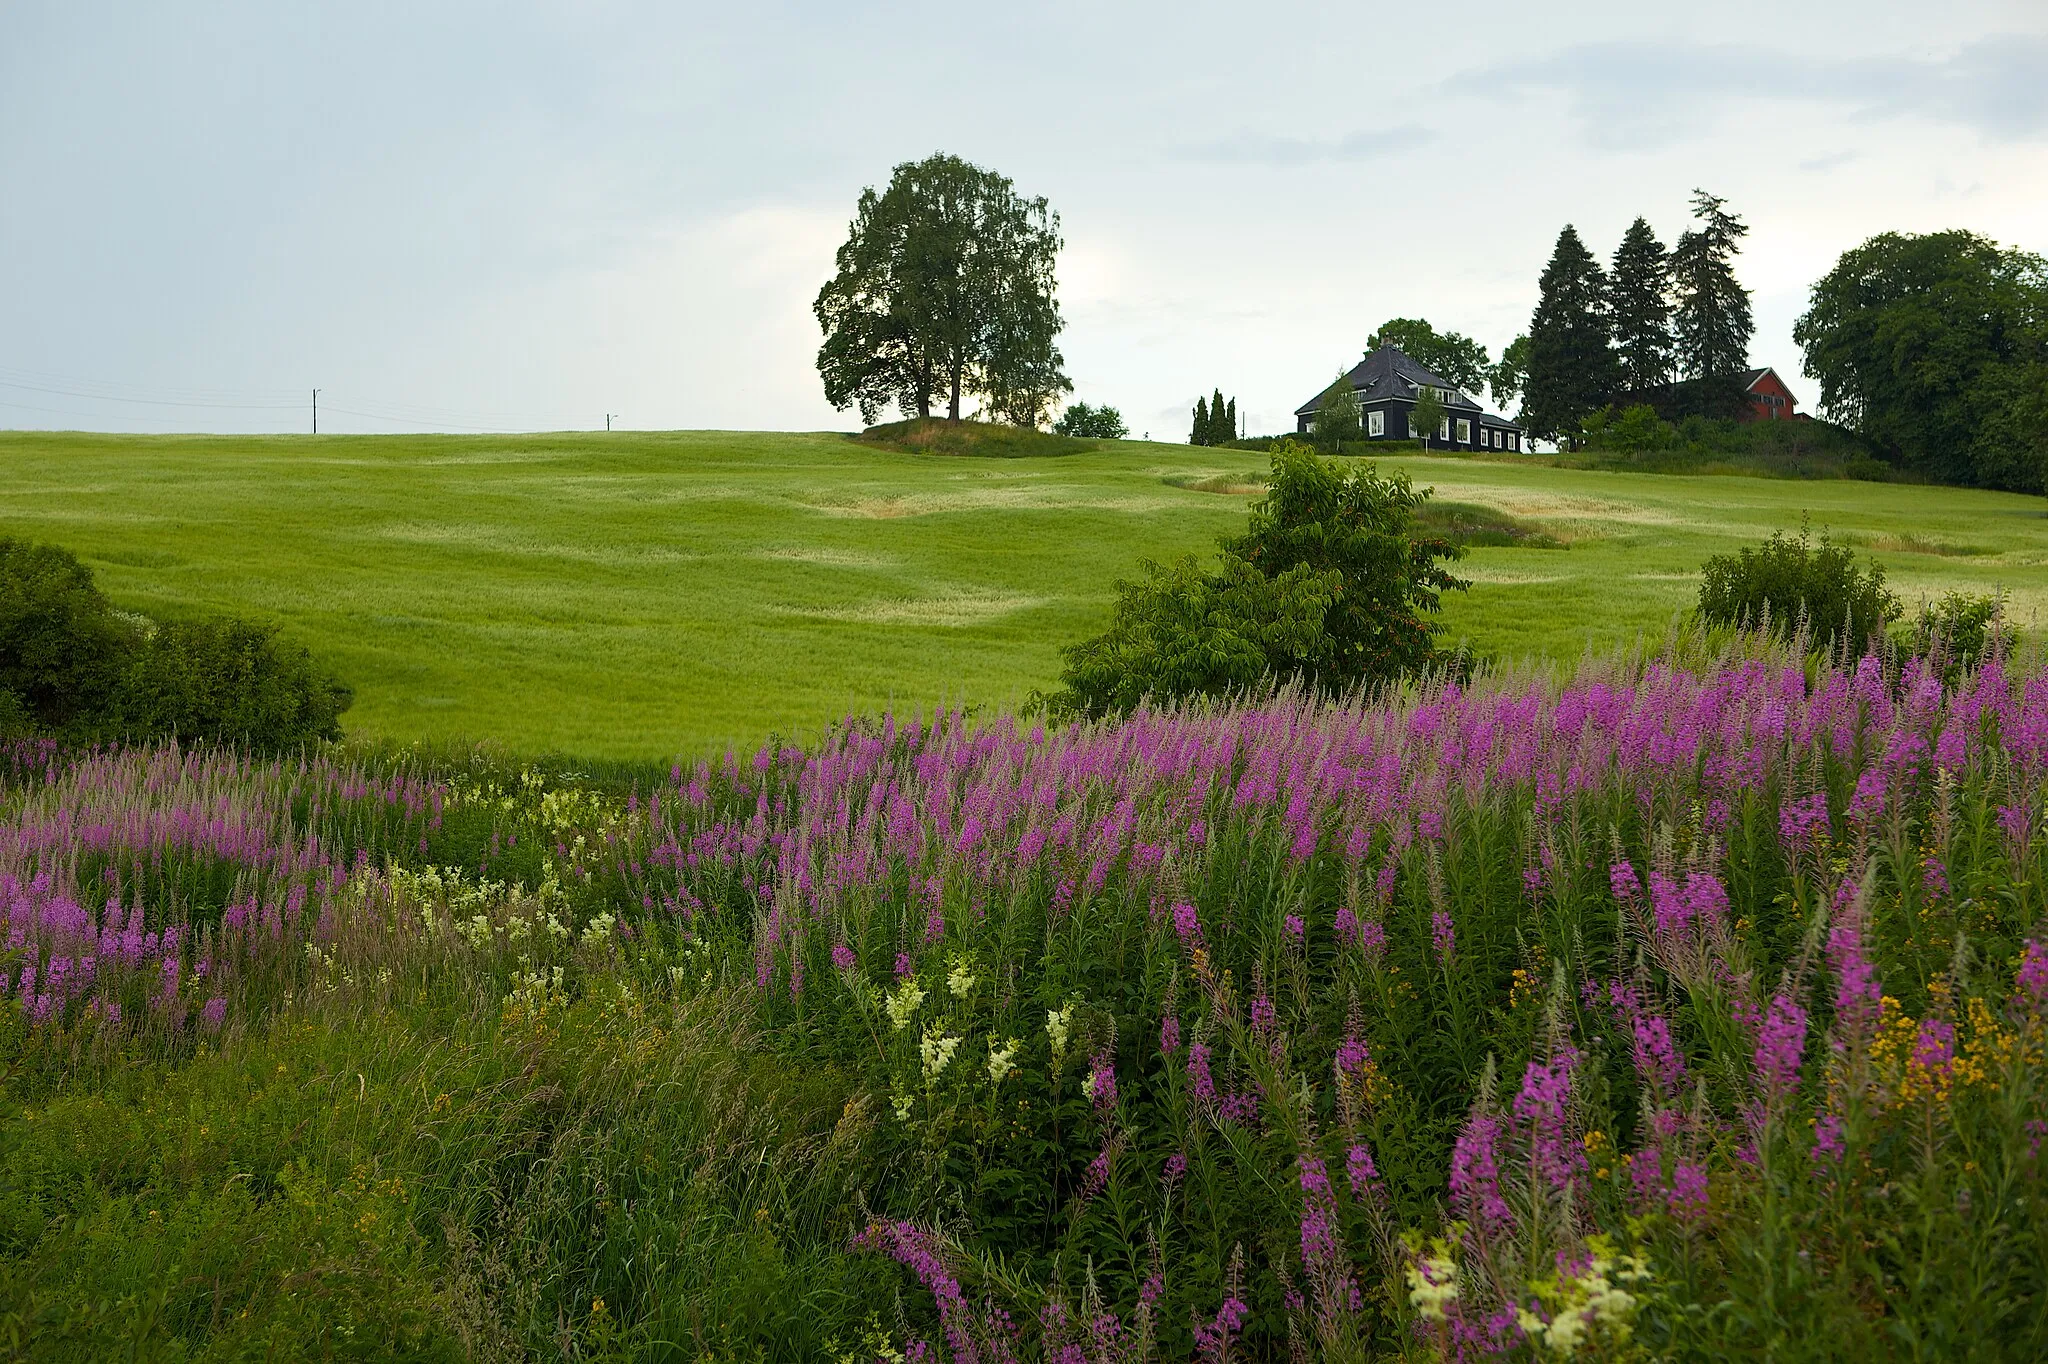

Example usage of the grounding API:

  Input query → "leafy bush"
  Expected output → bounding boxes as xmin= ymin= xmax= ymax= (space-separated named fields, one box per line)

xmin=1696 ymin=524 xmax=1900 ymax=655
xmin=111 ymin=616 xmax=353 ymax=747
xmin=1051 ymin=401 xmax=1128 ymax=439
xmin=859 ymin=417 xmax=1095 ymax=459
xmin=0 ymin=538 xmax=132 ymax=730
xmin=0 ymin=538 xmax=350 ymax=749
xmin=1047 ymin=440 xmax=1466 ymax=717
xmin=1897 ymin=589 xmax=2016 ymax=678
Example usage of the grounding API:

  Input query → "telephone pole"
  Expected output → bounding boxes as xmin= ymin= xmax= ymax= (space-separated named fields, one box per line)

xmin=312 ymin=389 xmax=320 ymax=435
xmin=606 ymin=413 xmax=617 ymax=431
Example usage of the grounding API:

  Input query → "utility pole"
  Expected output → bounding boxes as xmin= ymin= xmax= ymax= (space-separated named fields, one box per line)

xmin=312 ymin=389 xmax=320 ymax=435
xmin=606 ymin=413 xmax=617 ymax=431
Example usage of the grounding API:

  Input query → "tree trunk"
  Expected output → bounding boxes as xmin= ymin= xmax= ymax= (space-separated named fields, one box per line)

xmin=948 ymin=356 xmax=962 ymax=421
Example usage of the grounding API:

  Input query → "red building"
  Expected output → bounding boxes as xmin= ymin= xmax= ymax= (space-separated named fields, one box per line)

xmin=1737 ymin=367 xmax=1802 ymax=422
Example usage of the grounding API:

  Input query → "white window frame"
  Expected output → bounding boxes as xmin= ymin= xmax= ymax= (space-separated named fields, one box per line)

xmin=1457 ymin=419 xmax=1471 ymax=444
xmin=1438 ymin=418 xmax=1450 ymax=440
xmin=1368 ymin=409 xmax=1384 ymax=437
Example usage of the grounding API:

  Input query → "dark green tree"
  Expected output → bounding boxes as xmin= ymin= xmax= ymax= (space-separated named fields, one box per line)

xmin=1368 ymin=319 xmax=1491 ymax=395
xmin=814 ymin=153 xmax=1067 ymax=425
xmin=1524 ymin=226 xmax=1619 ymax=442
xmin=1609 ymin=217 xmax=1674 ymax=392
xmin=1410 ymin=386 xmax=1447 ymax=447
xmin=1209 ymin=388 xmax=1232 ymax=444
xmin=1794 ymin=230 xmax=2048 ymax=490
xmin=1489 ymin=334 xmax=1531 ymax=416
xmin=1308 ymin=373 xmax=1362 ymax=450
xmin=1190 ymin=394 xmax=1212 ymax=445
xmin=1671 ymin=190 xmax=1753 ymax=383
xmin=1047 ymin=442 xmax=1466 ymax=717
xmin=1053 ymin=402 xmax=1129 ymax=439
xmin=1224 ymin=397 xmax=1238 ymax=443
xmin=0 ymin=539 xmax=130 ymax=730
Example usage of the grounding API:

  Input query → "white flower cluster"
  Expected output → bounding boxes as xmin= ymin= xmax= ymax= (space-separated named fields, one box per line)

xmin=946 ymin=956 xmax=977 ymax=1000
xmin=579 ymin=911 xmax=616 ymax=948
xmin=887 ymin=979 xmax=927 ymax=1032
xmin=1516 ymin=1246 xmax=1651 ymax=1358
xmin=1405 ymin=1253 xmax=1460 ymax=1323
xmin=920 ymin=1029 xmax=961 ymax=1081
xmin=1046 ymin=1002 xmax=1074 ymax=1059
xmin=987 ymin=1037 xmax=1019 ymax=1084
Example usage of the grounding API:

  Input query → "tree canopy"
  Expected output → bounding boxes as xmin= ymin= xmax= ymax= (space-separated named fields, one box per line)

xmin=1489 ymin=335 xmax=1531 ymax=417
xmin=1308 ymin=373 xmax=1361 ymax=449
xmin=1609 ymin=217 xmax=1673 ymax=392
xmin=1794 ymin=229 xmax=2048 ymax=491
xmin=1410 ymin=386 xmax=1447 ymax=445
xmin=1524 ymin=226 xmax=1619 ymax=442
xmin=1190 ymin=389 xmax=1238 ymax=445
xmin=1367 ymin=319 xmax=1491 ymax=395
xmin=1052 ymin=402 xmax=1128 ymax=439
xmin=814 ymin=153 xmax=1068 ymax=426
xmin=1671 ymin=190 xmax=1753 ymax=383
xmin=1047 ymin=442 xmax=1466 ymax=718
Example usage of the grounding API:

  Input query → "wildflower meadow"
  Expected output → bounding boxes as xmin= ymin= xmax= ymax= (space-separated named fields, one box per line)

xmin=5 ymin=634 xmax=2048 ymax=1360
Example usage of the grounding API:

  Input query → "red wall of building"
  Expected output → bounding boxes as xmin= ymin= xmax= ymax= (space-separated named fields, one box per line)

xmin=1744 ymin=370 xmax=1798 ymax=422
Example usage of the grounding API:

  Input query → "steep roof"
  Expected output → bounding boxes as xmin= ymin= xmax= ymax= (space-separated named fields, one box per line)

xmin=1295 ymin=343 xmax=1502 ymax=419
xmin=1739 ymin=367 xmax=1799 ymax=405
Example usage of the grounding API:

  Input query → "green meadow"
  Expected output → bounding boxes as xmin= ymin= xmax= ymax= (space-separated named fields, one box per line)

xmin=2 ymin=428 xmax=2043 ymax=757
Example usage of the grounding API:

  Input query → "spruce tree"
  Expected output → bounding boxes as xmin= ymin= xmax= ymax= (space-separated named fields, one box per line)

xmin=1525 ymin=225 xmax=1620 ymax=443
xmin=1191 ymin=395 xmax=1211 ymax=445
xmin=1671 ymin=190 xmax=1754 ymax=383
xmin=1224 ymin=398 xmax=1238 ymax=442
xmin=1209 ymin=389 xmax=1230 ymax=445
xmin=1608 ymin=217 xmax=1673 ymax=394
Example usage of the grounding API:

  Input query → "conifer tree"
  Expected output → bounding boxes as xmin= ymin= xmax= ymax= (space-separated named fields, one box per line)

xmin=1224 ymin=398 xmax=1238 ymax=442
xmin=1209 ymin=389 xmax=1230 ymax=445
xmin=1190 ymin=395 xmax=1211 ymax=445
xmin=1608 ymin=217 xmax=1673 ymax=393
xmin=1671 ymin=190 xmax=1754 ymax=382
xmin=1524 ymin=225 xmax=1620 ymax=443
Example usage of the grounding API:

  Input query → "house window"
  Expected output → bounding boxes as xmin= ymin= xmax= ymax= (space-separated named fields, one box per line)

xmin=1509 ymin=433 xmax=1520 ymax=452
xmin=1457 ymin=419 xmax=1471 ymax=444
xmin=1438 ymin=418 xmax=1450 ymax=441
xmin=1368 ymin=409 xmax=1384 ymax=437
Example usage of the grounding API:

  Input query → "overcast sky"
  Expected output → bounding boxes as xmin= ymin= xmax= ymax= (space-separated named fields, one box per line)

xmin=3 ymin=1 xmax=2045 ymax=437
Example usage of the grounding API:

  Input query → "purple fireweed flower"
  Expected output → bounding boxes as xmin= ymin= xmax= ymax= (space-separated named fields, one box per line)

xmin=1250 ymin=994 xmax=1276 ymax=1033
xmin=1512 ymin=1050 xmax=1586 ymax=1194
xmin=1172 ymin=901 xmax=1204 ymax=950
xmin=1828 ymin=913 xmax=1882 ymax=1042
xmin=1346 ymin=1141 xmax=1380 ymax=1199
xmin=2016 ymin=940 xmax=2048 ymax=1015
xmin=830 ymin=941 xmax=855 ymax=972
xmin=1913 ymin=1016 xmax=1956 ymax=1076
xmin=1610 ymin=860 xmax=1642 ymax=903
xmin=1163 ymin=1152 xmax=1187 ymax=1189
xmin=1754 ymin=993 xmax=1809 ymax=1102
xmin=1335 ymin=1029 xmax=1371 ymax=1079
xmin=1430 ymin=909 xmax=1456 ymax=964
xmin=1922 ymin=856 xmax=1949 ymax=899
xmin=199 ymin=997 xmax=227 ymax=1033
xmin=1186 ymin=1041 xmax=1217 ymax=1106
xmin=1667 ymin=1160 xmax=1710 ymax=1219
xmin=1284 ymin=913 xmax=1305 ymax=942
xmin=1086 ymin=1053 xmax=1119 ymax=1112
xmin=1812 ymin=1113 xmax=1846 ymax=1166
xmin=1192 ymin=1297 xmax=1249 ymax=1364
xmin=1450 ymin=1110 xmax=1512 ymax=1235
xmin=1357 ymin=916 xmax=1387 ymax=966
xmin=852 ymin=1221 xmax=981 ymax=1364
xmin=1333 ymin=905 xmax=1358 ymax=945
xmin=1160 ymin=1014 xmax=1181 ymax=1055
xmin=894 ymin=951 xmax=913 ymax=981
xmin=1082 ymin=1146 xmax=1111 ymax=1197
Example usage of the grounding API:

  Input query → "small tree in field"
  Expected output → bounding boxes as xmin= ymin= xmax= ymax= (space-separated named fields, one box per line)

xmin=1410 ymin=387 xmax=1447 ymax=447
xmin=1309 ymin=373 xmax=1361 ymax=450
xmin=1047 ymin=441 xmax=1466 ymax=718
xmin=1053 ymin=402 xmax=1128 ymax=439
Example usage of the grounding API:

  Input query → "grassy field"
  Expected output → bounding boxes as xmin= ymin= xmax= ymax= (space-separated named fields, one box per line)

xmin=2 ymin=428 xmax=2043 ymax=757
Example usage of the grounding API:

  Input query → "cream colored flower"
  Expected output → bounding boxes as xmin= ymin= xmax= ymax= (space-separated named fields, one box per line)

xmin=886 ymin=979 xmax=927 ymax=1031
xmin=987 ymin=1037 xmax=1019 ymax=1084
xmin=921 ymin=1029 xmax=961 ymax=1081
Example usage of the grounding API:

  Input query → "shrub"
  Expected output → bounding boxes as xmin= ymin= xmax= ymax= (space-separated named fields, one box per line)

xmin=0 ymin=538 xmax=134 ymax=729
xmin=1047 ymin=440 xmax=1465 ymax=717
xmin=109 ymin=616 xmax=353 ymax=747
xmin=0 ymin=538 xmax=350 ymax=749
xmin=1898 ymin=589 xmax=2015 ymax=678
xmin=1051 ymin=401 xmax=1128 ymax=439
xmin=1695 ymin=524 xmax=1900 ymax=655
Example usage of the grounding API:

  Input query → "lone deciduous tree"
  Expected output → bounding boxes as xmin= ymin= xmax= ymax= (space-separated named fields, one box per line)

xmin=1308 ymin=373 xmax=1362 ymax=450
xmin=1368 ymin=319 xmax=1491 ymax=396
xmin=814 ymin=153 xmax=1068 ymax=425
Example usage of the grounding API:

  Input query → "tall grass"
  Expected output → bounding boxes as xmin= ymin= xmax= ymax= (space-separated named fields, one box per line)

xmin=4 ymin=637 xmax=2048 ymax=1359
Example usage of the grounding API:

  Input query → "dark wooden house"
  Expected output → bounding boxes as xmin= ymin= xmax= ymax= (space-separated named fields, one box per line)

xmin=1294 ymin=344 xmax=1526 ymax=452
